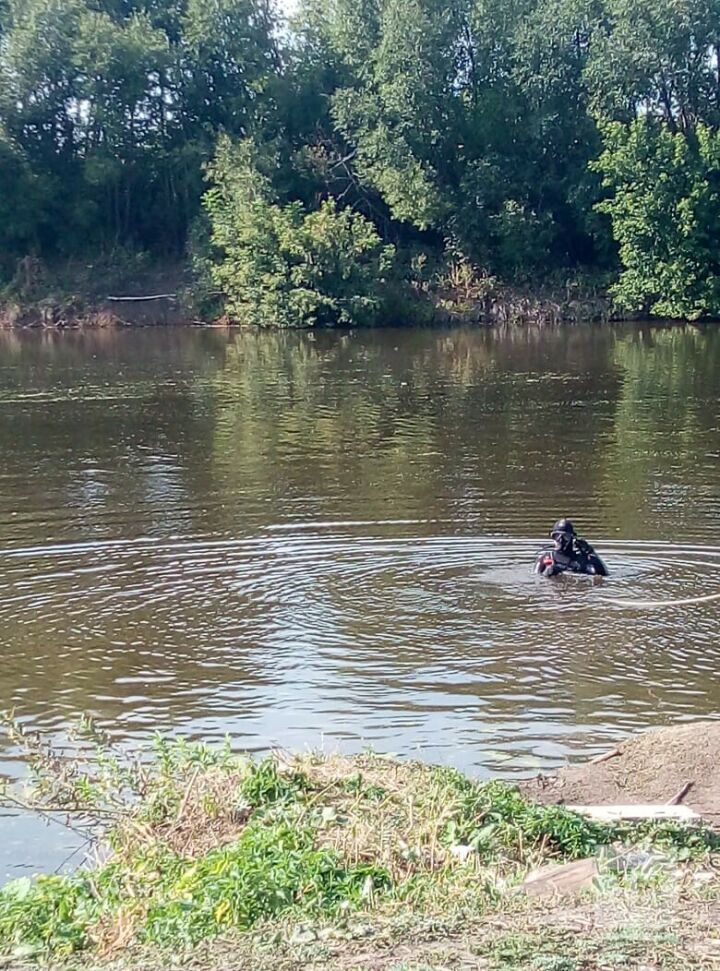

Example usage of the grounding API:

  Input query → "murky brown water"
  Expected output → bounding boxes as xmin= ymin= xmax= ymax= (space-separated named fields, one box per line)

xmin=1 ymin=323 xmax=719 ymax=880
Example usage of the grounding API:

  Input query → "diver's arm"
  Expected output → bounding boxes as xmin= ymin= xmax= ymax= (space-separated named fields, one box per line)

xmin=575 ymin=538 xmax=609 ymax=577
xmin=535 ymin=551 xmax=557 ymax=576
xmin=588 ymin=552 xmax=609 ymax=576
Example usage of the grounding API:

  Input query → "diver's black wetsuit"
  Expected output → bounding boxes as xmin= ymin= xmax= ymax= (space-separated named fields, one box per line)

xmin=534 ymin=519 xmax=609 ymax=577
xmin=534 ymin=544 xmax=608 ymax=577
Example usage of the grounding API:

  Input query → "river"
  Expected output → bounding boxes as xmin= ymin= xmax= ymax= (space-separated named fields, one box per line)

xmin=0 ymin=322 xmax=719 ymax=880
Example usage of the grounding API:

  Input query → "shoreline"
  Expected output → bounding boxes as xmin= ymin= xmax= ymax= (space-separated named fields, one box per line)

xmin=0 ymin=260 xmax=623 ymax=330
xmin=1 ymin=722 xmax=719 ymax=969
xmin=0 ymin=295 xmax=619 ymax=330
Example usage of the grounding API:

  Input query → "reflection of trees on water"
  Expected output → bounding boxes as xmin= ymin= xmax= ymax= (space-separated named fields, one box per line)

xmin=210 ymin=327 xmax=624 ymax=536
xmin=0 ymin=329 xmax=231 ymax=544
xmin=2 ymin=324 xmax=713 ymax=546
xmin=605 ymin=325 xmax=720 ymax=539
xmin=561 ymin=326 xmax=720 ymax=735
xmin=0 ymin=330 xmax=243 ymax=730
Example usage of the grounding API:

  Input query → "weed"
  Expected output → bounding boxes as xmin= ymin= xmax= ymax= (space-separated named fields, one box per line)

xmin=142 ymin=820 xmax=388 ymax=947
xmin=240 ymin=759 xmax=309 ymax=809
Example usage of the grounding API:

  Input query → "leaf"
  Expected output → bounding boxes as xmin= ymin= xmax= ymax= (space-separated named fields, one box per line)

xmin=3 ymin=877 xmax=33 ymax=901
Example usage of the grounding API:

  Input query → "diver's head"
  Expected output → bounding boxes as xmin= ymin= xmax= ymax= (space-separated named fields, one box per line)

xmin=550 ymin=518 xmax=576 ymax=552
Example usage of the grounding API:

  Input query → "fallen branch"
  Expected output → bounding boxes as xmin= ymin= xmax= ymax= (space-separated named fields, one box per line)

xmin=1 ymin=792 xmax=129 ymax=818
xmin=106 ymin=294 xmax=176 ymax=302
xmin=667 ymin=781 xmax=694 ymax=806
xmin=588 ymin=748 xmax=622 ymax=765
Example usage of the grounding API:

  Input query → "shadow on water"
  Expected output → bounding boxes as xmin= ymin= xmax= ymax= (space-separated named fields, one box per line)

xmin=0 ymin=322 xmax=719 ymax=879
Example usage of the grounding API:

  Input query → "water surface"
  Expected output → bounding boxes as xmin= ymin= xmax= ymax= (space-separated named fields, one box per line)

xmin=1 ymin=323 xmax=719 ymax=879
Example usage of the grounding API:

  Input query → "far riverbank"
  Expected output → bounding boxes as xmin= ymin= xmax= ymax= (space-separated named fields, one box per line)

xmin=0 ymin=256 xmax=618 ymax=329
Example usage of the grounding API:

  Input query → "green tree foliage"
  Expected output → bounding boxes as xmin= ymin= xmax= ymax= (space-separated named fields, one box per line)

xmin=595 ymin=120 xmax=720 ymax=318
xmin=3 ymin=0 xmax=720 ymax=320
xmin=584 ymin=0 xmax=720 ymax=317
xmin=0 ymin=0 xmax=278 ymax=256
xmin=584 ymin=0 xmax=720 ymax=130
xmin=203 ymin=137 xmax=396 ymax=327
xmin=315 ymin=0 xmax=610 ymax=275
xmin=0 ymin=127 xmax=49 ymax=269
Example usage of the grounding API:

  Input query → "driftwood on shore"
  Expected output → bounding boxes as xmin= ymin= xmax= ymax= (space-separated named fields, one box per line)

xmin=568 ymin=804 xmax=701 ymax=823
xmin=588 ymin=748 xmax=622 ymax=764
xmin=522 ymin=857 xmax=599 ymax=897
xmin=106 ymin=293 xmax=177 ymax=302
xmin=667 ymin=781 xmax=695 ymax=805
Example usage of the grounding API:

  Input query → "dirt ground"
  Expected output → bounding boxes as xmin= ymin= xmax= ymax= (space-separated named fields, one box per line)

xmin=0 ymin=262 xmax=194 ymax=328
xmin=324 ymin=897 xmax=720 ymax=970
xmin=520 ymin=721 xmax=720 ymax=828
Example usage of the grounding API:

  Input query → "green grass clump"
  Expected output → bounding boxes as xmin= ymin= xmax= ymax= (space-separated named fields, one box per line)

xmin=0 ymin=875 xmax=98 ymax=956
xmin=434 ymin=770 xmax=611 ymax=860
xmin=143 ymin=820 xmax=387 ymax=947
xmin=435 ymin=769 xmax=718 ymax=862
xmin=239 ymin=759 xmax=310 ymax=809
xmin=0 ymin=819 xmax=389 ymax=955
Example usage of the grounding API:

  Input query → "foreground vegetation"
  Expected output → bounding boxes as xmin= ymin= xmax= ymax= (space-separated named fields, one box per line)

xmin=0 ymin=720 xmax=718 ymax=969
xmin=2 ymin=0 xmax=720 ymax=324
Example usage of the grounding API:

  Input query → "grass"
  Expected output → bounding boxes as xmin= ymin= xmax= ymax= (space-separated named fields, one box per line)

xmin=0 ymin=718 xmax=719 ymax=968
xmin=485 ymin=925 xmax=684 ymax=970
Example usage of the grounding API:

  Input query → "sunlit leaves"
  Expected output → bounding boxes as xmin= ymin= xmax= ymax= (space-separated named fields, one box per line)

xmin=595 ymin=120 xmax=720 ymax=317
xmin=204 ymin=136 xmax=396 ymax=327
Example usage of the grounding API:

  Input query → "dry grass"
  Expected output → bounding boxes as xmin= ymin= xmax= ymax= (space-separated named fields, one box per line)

xmin=293 ymin=753 xmax=457 ymax=877
xmin=149 ymin=768 xmax=251 ymax=859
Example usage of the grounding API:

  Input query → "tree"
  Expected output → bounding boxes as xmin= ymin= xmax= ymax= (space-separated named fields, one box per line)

xmin=0 ymin=126 xmax=51 ymax=274
xmin=315 ymin=0 xmax=610 ymax=275
xmin=331 ymin=0 xmax=467 ymax=233
xmin=585 ymin=0 xmax=720 ymax=131
xmin=595 ymin=119 xmax=720 ymax=318
xmin=0 ymin=0 xmax=281 ymax=256
xmin=203 ymin=137 xmax=396 ymax=327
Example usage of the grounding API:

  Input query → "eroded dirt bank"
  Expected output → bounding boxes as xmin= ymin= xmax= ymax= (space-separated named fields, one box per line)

xmin=520 ymin=721 xmax=720 ymax=829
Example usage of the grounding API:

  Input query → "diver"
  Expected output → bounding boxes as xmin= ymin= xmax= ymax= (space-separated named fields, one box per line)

xmin=534 ymin=519 xmax=608 ymax=578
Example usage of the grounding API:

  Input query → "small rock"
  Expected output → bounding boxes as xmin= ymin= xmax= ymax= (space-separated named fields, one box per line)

xmin=290 ymin=926 xmax=318 ymax=945
xmin=449 ymin=843 xmax=476 ymax=862
xmin=522 ymin=857 xmax=599 ymax=898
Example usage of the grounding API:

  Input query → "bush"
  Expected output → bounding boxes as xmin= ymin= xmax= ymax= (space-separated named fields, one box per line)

xmin=203 ymin=137 xmax=396 ymax=328
xmin=595 ymin=120 xmax=720 ymax=319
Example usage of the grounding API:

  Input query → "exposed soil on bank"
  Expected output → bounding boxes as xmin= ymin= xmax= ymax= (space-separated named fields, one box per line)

xmin=324 ymin=897 xmax=720 ymax=971
xmin=0 ymin=261 xmax=193 ymax=328
xmin=520 ymin=722 xmax=720 ymax=829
